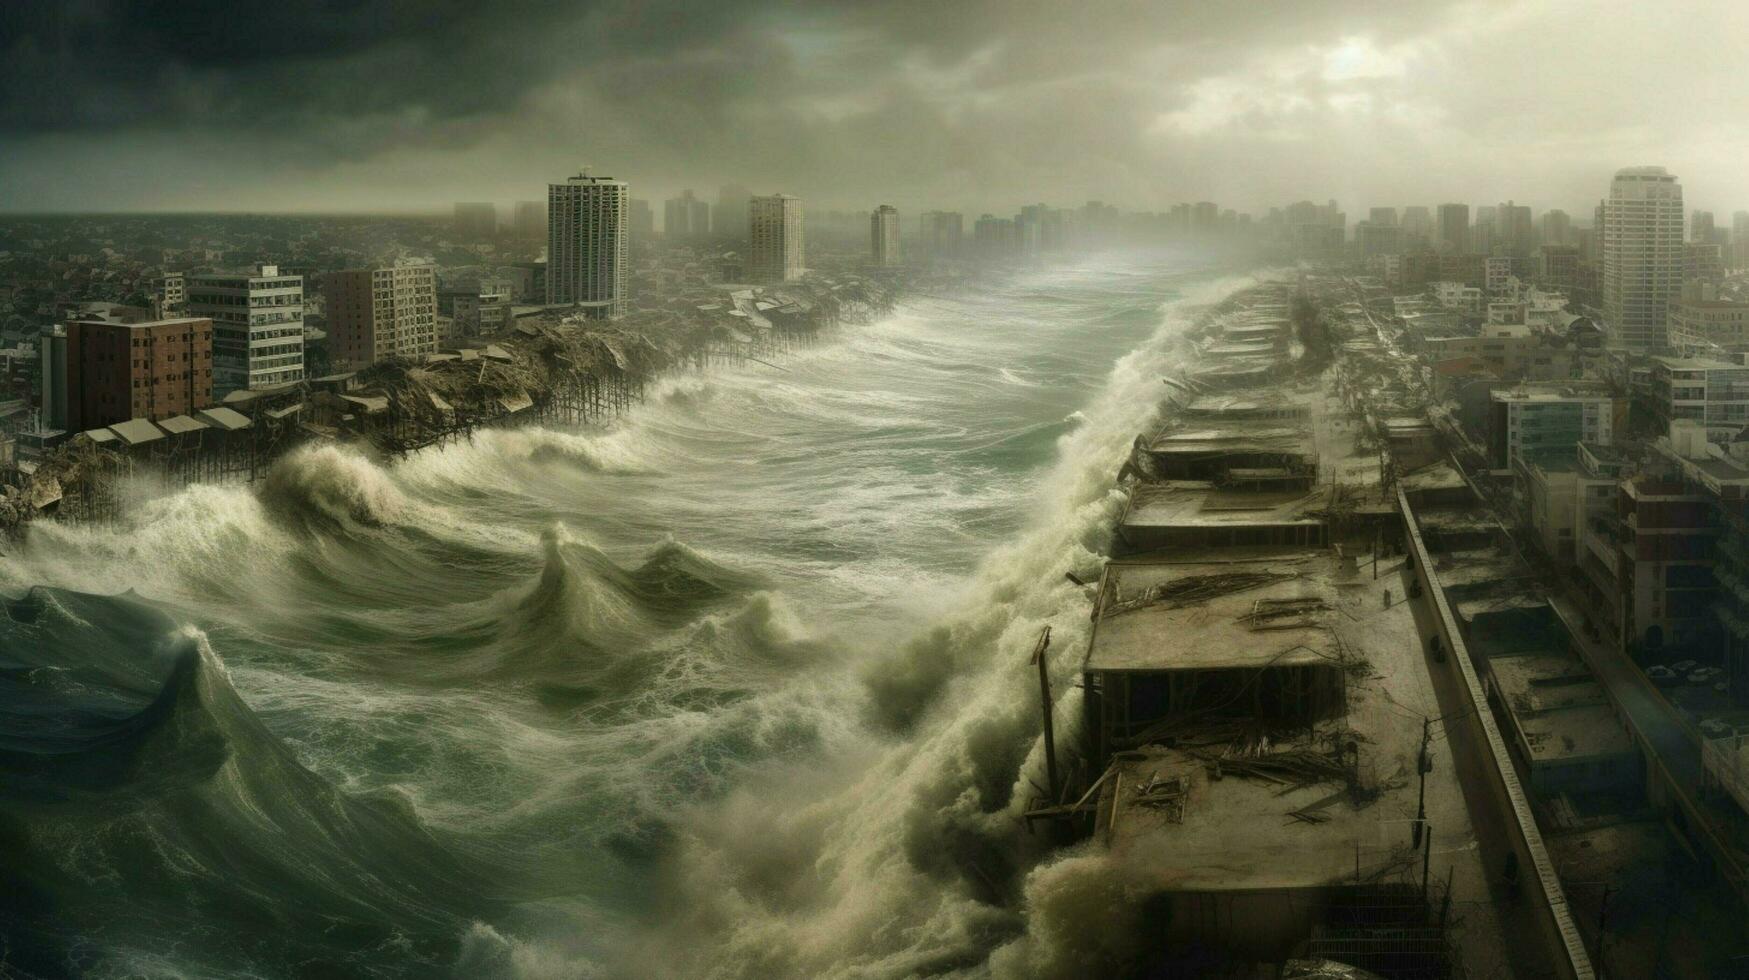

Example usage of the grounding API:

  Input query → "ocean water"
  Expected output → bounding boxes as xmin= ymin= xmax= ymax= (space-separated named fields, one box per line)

xmin=0 ymin=253 xmax=1255 ymax=978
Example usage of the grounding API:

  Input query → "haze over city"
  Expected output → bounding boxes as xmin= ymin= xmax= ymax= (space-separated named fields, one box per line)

xmin=5 ymin=0 xmax=1749 ymax=214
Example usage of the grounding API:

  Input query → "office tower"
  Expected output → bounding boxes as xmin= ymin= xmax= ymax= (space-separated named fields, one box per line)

xmin=921 ymin=211 xmax=964 ymax=256
xmin=1540 ymin=210 xmax=1571 ymax=247
xmin=1692 ymin=210 xmax=1716 ymax=244
xmin=512 ymin=201 xmax=546 ymax=240
xmin=749 ymin=193 xmax=804 ymax=282
xmin=629 ymin=199 xmax=654 ymax=240
xmin=453 ymin=202 xmax=497 ymax=238
xmin=1735 ymin=212 xmax=1749 ymax=270
xmin=185 ymin=265 xmax=305 ymax=394
xmin=1602 ymin=166 xmax=1684 ymax=350
xmin=1368 ymin=207 xmax=1398 ymax=227
xmin=547 ymin=173 xmax=629 ymax=317
xmin=1473 ymin=206 xmax=1497 ymax=255
xmin=325 ymin=260 xmax=439 ymax=371
xmin=1357 ymin=221 xmax=1401 ymax=256
xmin=870 ymin=205 xmax=900 ymax=267
xmin=1191 ymin=201 xmax=1219 ymax=235
xmin=63 ymin=317 xmax=213 ymax=431
xmin=1497 ymin=201 xmax=1534 ymax=256
xmin=664 ymin=189 xmax=710 ymax=239
xmin=153 ymin=273 xmax=185 ymax=318
xmin=1685 ymin=243 xmax=1725 ymax=285
xmin=1400 ymin=206 xmax=1433 ymax=246
xmin=715 ymin=184 xmax=752 ymax=242
xmin=974 ymin=214 xmax=1016 ymax=257
xmin=1437 ymin=204 xmax=1470 ymax=254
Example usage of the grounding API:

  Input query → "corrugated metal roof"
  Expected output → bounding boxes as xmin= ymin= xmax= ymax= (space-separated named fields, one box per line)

xmin=109 ymin=418 xmax=164 ymax=445
xmin=196 ymin=406 xmax=253 ymax=430
xmin=157 ymin=414 xmax=208 ymax=435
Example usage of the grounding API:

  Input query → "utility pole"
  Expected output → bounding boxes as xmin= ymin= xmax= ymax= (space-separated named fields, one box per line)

xmin=1413 ymin=716 xmax=1431 ymax=848
xmin=1030 ymin=626 xmax=1059 ymax=802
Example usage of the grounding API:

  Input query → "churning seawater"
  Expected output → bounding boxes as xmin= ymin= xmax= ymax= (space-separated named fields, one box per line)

xmin=0 ymin=253 xmax=1255 ymax=979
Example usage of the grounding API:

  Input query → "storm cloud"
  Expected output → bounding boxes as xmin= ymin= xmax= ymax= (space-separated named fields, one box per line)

xmin=2 ymin=0 xmax=1746 ymax=215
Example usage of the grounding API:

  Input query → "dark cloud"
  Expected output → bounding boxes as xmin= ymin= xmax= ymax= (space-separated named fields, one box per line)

xmin=2 ymin=1 xmax=1746 ymax=214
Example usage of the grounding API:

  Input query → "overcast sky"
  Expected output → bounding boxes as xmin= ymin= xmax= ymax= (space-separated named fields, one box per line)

xmin=3 ymin=0 xmax=1747 ymax=218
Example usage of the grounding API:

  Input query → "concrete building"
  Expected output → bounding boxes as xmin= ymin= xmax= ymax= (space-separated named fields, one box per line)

xmin=1540 ymin=209 xmax=1571 ymax=247
xmin=547 ymin=173 xmax=629 ymax=317
xmin=1488 ymin=387 xmax=1617 ymax=470
xmin=1669 ymin=282 xmax=1749 ymax=352
xmin=1400 ymin=205 xmax=1433 ymax=246
xmin=450 ymin=279 xmax=514 ymax=340
xmin=1438 ymin=203 xmax=1470 ymax=254
xmin=920 ymin=211 xmax=963 ymax=257
xmin=1601 ymin=166 xmax=1684 ymax=350
xmin=749 ymin=193 xmax=804 ymax=283
xmin=1483 ymin=653 xmax=1638 ymax=796
xmin=1685 ymin=242 xmax=1726 ymax=285
xmin=63 ymin=316 xmax=213 ymax=431
xmin=1497 ymin=201 xmax=1535 ymax=257
xmin=512 ymin=200 xmax=545 ymax=240
xmin=453 ymin=202 xmax=497 ymax=238
xmin=869 ymin=204 xmax=900 ymax=267
xmin=185 ymin=265 xmax=305 ymax=394
xmin=629 ymin=199 xmax=654 ymax=240
xmin=1355 ymin=221 xmax=1401 ymax=256
xmin=153 ymin=273 xmax=185 ymax=319
xmin=715 ymin=184 xmax=752 ymax=243
xmin=1693 ymin=210 xmax=1716 ymax=244
xmin=664 ymin=189 xmax=710 ymax=239
xmin=324 ymin=261 xmax=438 ymax=371
xmin=1647 ymin=356 xmax=1749 ymax=440
xmin=973 ymin=214 xmax=1016 ymax=258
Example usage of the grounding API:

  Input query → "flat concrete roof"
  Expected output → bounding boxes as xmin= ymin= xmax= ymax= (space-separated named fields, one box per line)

xmin=1123 ymin=481 xmax=1330 ymax=531
xmin=1086 ymin=552 xmax=1347 ymax=673
xmin=1149 ymin=423 xmax=1312 ymax=455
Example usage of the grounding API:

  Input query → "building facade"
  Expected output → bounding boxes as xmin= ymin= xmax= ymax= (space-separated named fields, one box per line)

xmin=185 ymin=265 xmax=305 ymax=394
xmin=749 ymin=193 xmax=804 ymax=282
xmin=548 ymin=174 xmax=629 ymax=317
xmin=1602 ymin=166 xmax=1684 ymax=351
xmin=870 ymin=204 xmax=900 ymax=267
xmin=64 ymin=317 xmax=213 ymax=431
xmin=664 ymin=190 xmax=710 ymax=239
xmin=325 ymin=260 xmax=438 ymax=371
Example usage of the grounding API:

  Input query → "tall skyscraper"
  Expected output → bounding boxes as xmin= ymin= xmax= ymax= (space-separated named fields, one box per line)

xmin=716 ymin=184 xmax=752 ymax=243
xmin=185 ymin=265 xmax=305 ymax=394
xmin=547 ymin=173 xmax=629 ymax=318
xmin=921 ymin=211 xmax=964 ymax=257
xmin=749 ymin=194 xmax=804 ymax=282
xmin=1602 ymin=166 xmax=1684 ymax=350
xmin=1734 ymin=212 xmax=1749 ymax=270
xmin=664 ymin=190 xmax=710 ymax=239
xmin=1400 ymin=206 xmax=1433 ymax=246
xmin=1497 ymin=201 xmax=1534 ymax=256
xmin=1437 ymin=204 xmax=1469 ymax=254
xmin=1692 ymin=210 xmax=1716 ymax=244
xmin=1539 ymin=209 xmax=1571 ymax=247
xmin=1368 ymin=207 xmax=1398 ymax=227
xmin=510 ymin=201 xmax=542 ymax=241
xmin=325 ymin=260 xmax=438 ymax=371
xmin=629 ymin=199 xmax=654 ymax=240
xmin=870 ymin=205 xmax=900 ymax=267
xmin=453 ymin=202 xmax=497 ymax=238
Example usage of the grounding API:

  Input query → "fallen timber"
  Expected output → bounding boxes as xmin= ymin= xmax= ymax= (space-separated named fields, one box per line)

xmin=0 ymin=275 xmax=901 ymax=539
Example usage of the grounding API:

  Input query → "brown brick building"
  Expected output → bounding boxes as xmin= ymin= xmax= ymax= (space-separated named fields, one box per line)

xmin=65 ymin=317 xmax=213 ymax=431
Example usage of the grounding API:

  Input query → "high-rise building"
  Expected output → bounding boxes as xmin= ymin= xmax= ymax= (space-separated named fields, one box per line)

xmin=324 ymin=260 xmax=439 ymax=371
xmin=749 ymin=194 xmax=804 ymax=282
xmin=1539 ymin=210 xmax=1571 ymax=247
xmin=1400 ymin=206 xmax=1433 ymax=246
xmin=920 ymin=211 xmax=964 ymax=257
xmin=511 ymin=201 xmax=545 ymax=240
xmin=1735 ymin=212 xmax=1749 ymax=270
xmin=664 ymin=189 xmax=710 ymax=239
xmin=1693 ymin=210 xmax=1716 ymax=244
xmin=153 ymin=273 xmax=185 ymax=319
xmin=974 ymin=214 xmax=1016 ymax=257
xmin=547 ymin=173 xmax=629 ymax=317
xmin=1497 ymin=201 xmax=1534 ymax=256
xmin=1368 ymin=207 xmax=1398 ymax=227
xmin=63 ymin=316 xmax=213 ymax=431
xmin=629 ymin=199 xmax=655 ymax=240
xmin=1686 ymin=243 xmax=1726 ymax=285
xmin=715 ymin=184 xmax=752 ymax=243
xmin=1602 ymin=166 xmax=1685 ymax=350
xmin=454 ymin=202 xmax=497 ymax=238
xmin=870 ymin=205 xmax=900 ymax=267
xmin=1437 ymin=204 xmax=1470 ymax=254
xmin=185 ymin=265 xmax=305 ymax=394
